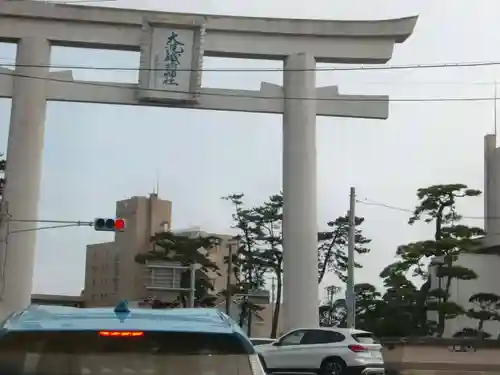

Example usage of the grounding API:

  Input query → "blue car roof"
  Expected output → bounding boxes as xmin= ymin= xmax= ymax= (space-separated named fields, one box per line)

xmin=1 ymin=304 xmax=248 ymax=337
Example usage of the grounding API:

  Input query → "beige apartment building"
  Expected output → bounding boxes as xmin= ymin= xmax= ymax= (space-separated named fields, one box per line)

xmin=83 ymin=193 xmax=237 ymax=307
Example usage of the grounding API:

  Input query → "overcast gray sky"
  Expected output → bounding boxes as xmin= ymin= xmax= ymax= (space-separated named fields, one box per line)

xmin=0 ymin=0 xmax=497 ymax=297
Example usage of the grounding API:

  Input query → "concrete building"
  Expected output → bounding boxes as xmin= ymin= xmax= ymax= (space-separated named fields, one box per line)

xmin=0 ymin=0 xmax=418 ymax=329
xmin=83 ymin=194 xmax=238 ymax=307
xmin=84 ymin=193 xmax=172 ymax=306
xmin=31 ymin=293 xmax=85 ymax=308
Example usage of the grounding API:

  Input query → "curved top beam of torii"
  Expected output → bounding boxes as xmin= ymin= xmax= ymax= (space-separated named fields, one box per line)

xmin=0 ymin=1 xmax=418 ymax=119
xmin=0 ymin=1 xmax=417 ymax=62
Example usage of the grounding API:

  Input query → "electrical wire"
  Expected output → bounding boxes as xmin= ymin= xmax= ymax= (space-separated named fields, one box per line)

xmin=1 ymin=68 xmax=500 ymax=103
xmin=356 ymin=198 xmax=500 ymax=240
xmin=49 ymin=1 xmax=116 ymax=3
xmin=0 ymin=58 xmax=500 ymax=73
xmin=1 ymin=55 xmax=498 ymax=85
xmin=356 ymin=198 xmax=494 ymax=220
xmin=8 ymin=0 xmax=116 ymax=3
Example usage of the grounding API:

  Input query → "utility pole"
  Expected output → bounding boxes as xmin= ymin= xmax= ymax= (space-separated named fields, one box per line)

xmin=246 ymin=248 xmax=254 ymax=337
xmin=225 ymin=243 xmax=233 ymax=315
xmin=346 ymin=187 xmax=356 ymax=328
xmin=246 ymin=295 xmax=253 ymax=337
xmin=271 ymin=276 xmax=276 ymax=317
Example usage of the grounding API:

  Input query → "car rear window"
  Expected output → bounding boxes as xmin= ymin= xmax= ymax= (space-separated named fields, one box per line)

xmin=351 ymin=333 xmax=379 ymax=344
xmin=0 ymin=331 xmax=255 ymax=375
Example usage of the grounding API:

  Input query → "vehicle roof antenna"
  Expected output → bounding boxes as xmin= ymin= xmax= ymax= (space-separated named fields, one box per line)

xmin=114 ymin=300 xmax=130 ymax=314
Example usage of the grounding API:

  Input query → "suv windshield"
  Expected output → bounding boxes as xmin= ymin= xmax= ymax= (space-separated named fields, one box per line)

xmin=0 ymin=331 xmax=254 ymax=375
xmin=351 ymin=333 xmax=380 ymax=344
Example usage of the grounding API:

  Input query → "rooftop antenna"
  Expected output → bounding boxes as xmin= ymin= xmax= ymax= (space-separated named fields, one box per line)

xmin=155 ymin=169 xmax=160 ymax=197
xmin=151 ymin=169 xmax=160 ymax=196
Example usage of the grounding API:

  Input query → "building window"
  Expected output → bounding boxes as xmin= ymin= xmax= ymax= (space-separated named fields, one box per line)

xmin=146 ymin=266 xmax=182 ymax=289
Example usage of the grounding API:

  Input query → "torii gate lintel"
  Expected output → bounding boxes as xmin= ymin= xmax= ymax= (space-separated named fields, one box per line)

xmin=0 ymin=68 xmax=389 ymax=119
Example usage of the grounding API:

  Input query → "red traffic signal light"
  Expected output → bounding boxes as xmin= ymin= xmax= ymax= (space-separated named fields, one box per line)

xmin=94 ymin=218 xmax=126 ymax=232
xmin=114 ymin=218 xmax=125 ymax=231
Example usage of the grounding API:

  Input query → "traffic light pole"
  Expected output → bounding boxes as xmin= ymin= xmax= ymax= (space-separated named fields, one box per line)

xmin=6 ymin=219 xmax=93 ymax=234
xmin=225 ymin=243 xmax=233 ymax=315
xmin=8 ymin=219 xmax=93 ymax=224
xmin=5 ymin=217 xmax=125 ymax=235
xmin=2 ymin=218 xmax=199 ymax=310
xmin=0 ymin=214 xmax=122 ymax=322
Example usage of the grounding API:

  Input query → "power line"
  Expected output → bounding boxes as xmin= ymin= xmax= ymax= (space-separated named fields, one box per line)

xmin=53 ymin=1 xmax=116 ymax=2
xmin=1 ymin=56 xmax=499 ymax=86
xmin=2 ymin=55 xmax=499 ymax=85
xmin=317 ymin=81 xmax=500 ymax=86
xmin=7 ymin=0 xmax=117 ymax=3
xmin=356 ymin=198 xmax=495 ymax=220
xmin=1 ymin=59 xmax=500 ymax=73
xmin=356 ymin=199 xmax=418 ymax=214
xmin=1 ymin=69 xmax=500 ymax=103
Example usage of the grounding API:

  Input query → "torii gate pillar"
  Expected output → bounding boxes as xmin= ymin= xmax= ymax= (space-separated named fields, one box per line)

xmin=282 ymin=53 xmax=319 ymax=330
xmin=0 ymin=37 xmax=50 ymax=320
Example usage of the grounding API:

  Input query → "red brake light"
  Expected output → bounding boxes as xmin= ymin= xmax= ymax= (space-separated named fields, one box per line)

xmin=348 ymin=344 xmax=367 ymax=352
xmin=99 ymin=331 xmax=143 ymax=337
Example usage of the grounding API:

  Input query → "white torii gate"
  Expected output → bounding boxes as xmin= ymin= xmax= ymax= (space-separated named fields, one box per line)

xmin=0 ymin=1 xmax=417 ymax=331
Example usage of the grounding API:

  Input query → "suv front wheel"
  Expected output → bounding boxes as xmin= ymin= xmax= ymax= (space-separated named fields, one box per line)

xmin=320 ymin=358 xmax=346 ymax=375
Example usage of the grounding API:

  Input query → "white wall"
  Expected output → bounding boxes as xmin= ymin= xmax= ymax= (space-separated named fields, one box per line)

xmin=429 ymin=253 xmax=500 ymax=338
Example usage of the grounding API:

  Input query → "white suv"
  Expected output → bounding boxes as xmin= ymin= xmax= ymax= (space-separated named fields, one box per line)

xmin=255 ymin=327 xmax=384 ymax=375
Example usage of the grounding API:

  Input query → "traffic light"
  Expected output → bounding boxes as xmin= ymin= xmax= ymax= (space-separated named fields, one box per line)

xmin=94 ymin=218 xmax=126 ymax=232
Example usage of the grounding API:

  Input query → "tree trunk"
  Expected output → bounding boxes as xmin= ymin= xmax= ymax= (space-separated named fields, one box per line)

xmin=239 ymin=300 xmax=247 ymax=327
xmin=436 ymin=260 xmax=454 ymax=337
xmin=318 ymin=237 xmax=338 ymax=284
xmin=478 ymin=320 xmax=484 ymax=335
xmin=247 ymin=299 xmax=253 ymax=337
xmin=179 ymin=293 xmax=187 ymax=308
xmin=270 ymin=272 xmax=282 ymax=338
xmin=179 ymin=269 xmax=191 ymax=308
